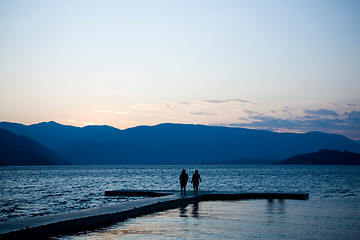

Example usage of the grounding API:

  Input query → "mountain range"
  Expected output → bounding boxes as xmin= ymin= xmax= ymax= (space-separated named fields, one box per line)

xmin=1 ymin=121 xmax=359 ymax=165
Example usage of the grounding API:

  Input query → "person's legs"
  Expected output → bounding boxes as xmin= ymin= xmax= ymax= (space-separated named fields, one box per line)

xmin=194 ymin=184 xmax=199 ymax=194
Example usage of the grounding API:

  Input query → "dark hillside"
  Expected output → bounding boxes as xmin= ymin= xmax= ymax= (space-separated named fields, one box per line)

xmin=0 ymin=128 xmax=68 ymax=166
xmin=281 ymin=149 xmax=360 ymax=165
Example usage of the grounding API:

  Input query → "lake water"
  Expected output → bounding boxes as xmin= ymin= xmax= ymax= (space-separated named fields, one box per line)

xmin=1 ymin=165 xmax=360 ymax=239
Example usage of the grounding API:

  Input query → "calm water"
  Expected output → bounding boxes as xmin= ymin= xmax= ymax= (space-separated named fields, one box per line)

xmin=1 ymin=165 xmax=360 ymax=239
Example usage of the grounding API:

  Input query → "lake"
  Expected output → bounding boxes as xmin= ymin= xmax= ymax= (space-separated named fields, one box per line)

xmin=1 ymin=165 xmax=360 ymax=239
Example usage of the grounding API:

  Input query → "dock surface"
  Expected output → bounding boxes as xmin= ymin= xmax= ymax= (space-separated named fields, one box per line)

xmin=0 ymin=191 xmax=308 ymax=240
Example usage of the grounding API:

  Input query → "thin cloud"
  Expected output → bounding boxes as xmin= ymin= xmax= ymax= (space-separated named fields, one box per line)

xmin=325 ymin=102 xmax=339 ymax=107
xmin=242 ymin=109 xmax=263 ymax=116
xmin=325 ymin=103 xmax=360 ymax=107
xmin=203 ymin=99 xmax=254 ymax=104
xmin=189 ymin=112 xmax=216 ymax=116
xmin=229 ymin=110 xmax=360 ymax=139
xmin=347 ymin=103 xmax=360 ymax=107
xmin=281 ymin=106 xmax=293 ymax=115
xmin=115 ymin=111 xmax=131 ymax=115
xmin=233 ymin=115 xmax=299 ymax=130
xmin=303 ymin=109 xmax=339 ymax=117
xmin=342 ymin=110 xmax=360 ymax=123
xmin=177 ymin=102 xmax=190 ymax=105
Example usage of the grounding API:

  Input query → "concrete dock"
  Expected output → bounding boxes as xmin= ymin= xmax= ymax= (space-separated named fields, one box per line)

xmin=0 ymin=190 xmax=309 ymax=240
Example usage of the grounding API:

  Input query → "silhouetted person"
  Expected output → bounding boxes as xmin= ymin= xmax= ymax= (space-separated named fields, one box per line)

xmin=191 ymin=169 xmax=202 ymax=194
xmin=179 ymin=169 xmax=189 ymax=194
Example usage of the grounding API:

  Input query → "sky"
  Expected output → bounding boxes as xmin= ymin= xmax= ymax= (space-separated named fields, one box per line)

xmin=1 ymin=0 xmax=360 ymax=139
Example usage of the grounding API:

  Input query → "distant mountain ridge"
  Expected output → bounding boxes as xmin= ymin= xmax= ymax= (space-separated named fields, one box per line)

xmin=1 ymin=121 xmax=359 ymax=165
xmin=0 ymin=121 xmax=120 ymax=150
xmin=280 ymin=149 xmax=360 ymax=165
xmin=0 ymin=127 xmax=68 ymax=166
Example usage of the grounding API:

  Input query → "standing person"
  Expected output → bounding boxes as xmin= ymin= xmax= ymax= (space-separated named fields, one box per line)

xmin=191 ymin=170 xmax=202 ymax=194
xmin=179 ymin=169 xmax=189 ymax=194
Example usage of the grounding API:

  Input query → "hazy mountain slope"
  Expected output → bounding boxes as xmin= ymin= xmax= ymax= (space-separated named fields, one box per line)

xmin=1 ymin=122 xmax=359 ymax=165
xmin=57 ymin=123 xmax=360 ymax=164
xmin=0 ymin=128 xmax=68 ymax=166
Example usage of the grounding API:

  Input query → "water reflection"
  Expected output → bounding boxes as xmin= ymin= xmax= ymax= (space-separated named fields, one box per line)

xmin=266 ymin=199 xmax=286 ymax=223
xmin=179 ymin=202 xmax=200 ymax=218
xmin=192 ymin=202 xmax=199 ymax=218
xmin=56 ymin=199 xmax=360 ymax=240
xmin=179 ymin=204 xmax=187 ymax=217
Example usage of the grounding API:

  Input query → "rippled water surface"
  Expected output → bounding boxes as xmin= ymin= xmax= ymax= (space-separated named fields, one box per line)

xmin=1 ymin=165 xmax=360 ymax=239
xmin=61 ymin=199 xmax=360 ymax=240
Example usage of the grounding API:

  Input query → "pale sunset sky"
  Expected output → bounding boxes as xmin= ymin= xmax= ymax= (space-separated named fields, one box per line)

xmin=1 ymin=0 xmax=360 ymax=139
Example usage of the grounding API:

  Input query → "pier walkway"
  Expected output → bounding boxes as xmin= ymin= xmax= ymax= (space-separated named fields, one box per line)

xmin=0 ymin=190 xmax=308 ymax=240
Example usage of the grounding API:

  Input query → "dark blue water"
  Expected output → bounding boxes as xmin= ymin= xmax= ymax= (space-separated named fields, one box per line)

xmin=1 ymin=165 xmax=360 ymax=239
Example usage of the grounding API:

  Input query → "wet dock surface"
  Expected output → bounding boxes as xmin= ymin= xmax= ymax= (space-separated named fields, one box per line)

xmin=0 ymin=190 xmax=308 ymax=240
